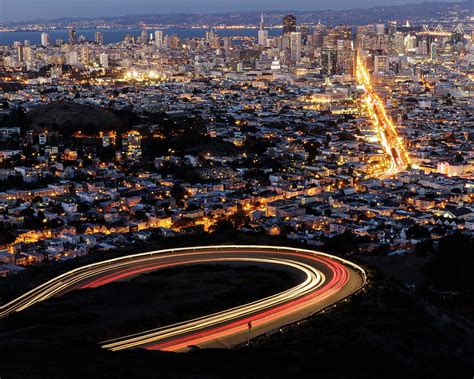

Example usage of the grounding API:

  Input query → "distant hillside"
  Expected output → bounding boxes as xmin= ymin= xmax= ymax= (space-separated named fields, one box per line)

xmin=26 ymin=101 xmax=125 ymax=136
xmin=1 ymin=1 xmax=470 ymax=27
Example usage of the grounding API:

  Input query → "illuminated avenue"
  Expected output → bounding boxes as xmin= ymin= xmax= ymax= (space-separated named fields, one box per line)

xmin=0 ymin=246 xmax=366 ymax=351
xmin=356 ymin=55 xmax=411 ymax=180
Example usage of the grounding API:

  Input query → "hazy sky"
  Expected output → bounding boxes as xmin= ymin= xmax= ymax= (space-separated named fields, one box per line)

xmin=0 ymin=0 xmax=462 ymax=23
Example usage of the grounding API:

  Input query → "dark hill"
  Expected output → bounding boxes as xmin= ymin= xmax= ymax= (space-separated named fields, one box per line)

xmin=26 ymin=101 xmax=125 ymax=136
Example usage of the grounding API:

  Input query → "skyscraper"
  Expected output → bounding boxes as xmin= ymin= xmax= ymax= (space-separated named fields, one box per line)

xmin=68 ymin=29 xmax=77 ymax=45
xmin=141 ymin=30 xmax=148 ymax=44
xmin=258 ymin=13 xmax=269 ymax=46
xmin=68 ymin=51 xmax=79 ymax=66
xmin=387 ymin=21 xmax=397 ymax=36
xmin=99 ymin=53 xmax=109 ymax=68
xmin=94 ymin=32 xmax=104 ymax=44
xmin=223 ymin=37 xmax=231 ymax=56
xmin=289 ymin=32 xmax=302 ymax=62
xmin=388 ymin=21 xmax=397 ymax=54
xmin=336 ymin=50 xmax=355 ymax=76
xmin=283 ymin=14 xmax=297 ymax=35
xmin=81 ymin=46 xmax=89 ymax=67
xmin=373 ymin=52 xmax=388 ymax=74
xmin=40 ymin=32 xmax=49 ymax=47
xmin=322 ymin=48 xmax=337 ymax=76
xmin=376 ymin=24 xmax=386 ymax=36
xmin=17 ymin=45 xmax=24 ymax=63
xmin=24 ymin=46 xmax=33 ymax=66
xmin=430 ymin=43 xmax=438 ymax=61
xmin=154 ymin=30 xmax=163 ymax=48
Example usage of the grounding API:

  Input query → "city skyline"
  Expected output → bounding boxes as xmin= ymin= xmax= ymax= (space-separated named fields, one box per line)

xmin=0 ymin=0 xmax=465 ymax=23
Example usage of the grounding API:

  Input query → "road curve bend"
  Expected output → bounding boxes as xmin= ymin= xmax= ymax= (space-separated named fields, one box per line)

xmin=0 ymin=245 xmax=366 ymax=352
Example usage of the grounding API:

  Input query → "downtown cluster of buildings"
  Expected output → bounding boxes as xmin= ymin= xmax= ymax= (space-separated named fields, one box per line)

xmin=0 ymin=14 xmax=472 ymax=277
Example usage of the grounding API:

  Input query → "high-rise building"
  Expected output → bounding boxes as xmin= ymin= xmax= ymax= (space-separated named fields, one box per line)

xmin=94 ymin=31 xmax=104 ymax=44
xmin=289 ymin=32 xmax=302 ymax=62
xmin=404 ymin=34 xmax=416 ymax=51
xmin=373 ymin=53 xmax=388 ymax=74
xmin=393 ymin=32 xmax=405 ymax=54
xmin=154 ymin=30 xmax=163 ymax=48
xmin=17 ymin=45 xmax=24 ymax=63
xmin=387 ymin=21 xmax=397 ymax=54
xmin=223 ymin=37 xmax=231 ymax=55
xmin=376 ymin=24 xmax=385 ymax=36
xmin=122 ymin=131 xmax=142 ymax=162
xmin=123 ymin=35 xmax=135 ymax=44
xmin=40 ymin=32 xmax=49 ymax=47
xmin=300 ymin=25 xmax=310 ymax=41
xmin=205 ymin=31 xmax=219 ymax=49
xmin=283 ymin=14 xmax=297 ymax=35
xmin=335 ymin=25 xmax=352 ymax=41
xmin=68 ymin=29 xmax=77 ymax=45
xmin=140 ymin=30 xmax=148 ymax=44
xmin=388 ymin=21 xmax=397 ymax=36
xmin=310 ymin=28 xmax=324 ymax=48
xmin=68 ymin=51 xmax=79 ymax=66
xmin=430 ymin=43 xmax=438 ymax=61
xmin=277 ymin=35 xmax=290 ymax=51
xmin=24 ymin=46 xmax=33 ymax=65
xmin=322 ymin=48 xmax=337 ymax=76
xmin=81 ymin=46 xmax=89 ymax=66
xmin=169 ymin=34 xmax=180 ymax=49
xmin=355 ymin=26 xmax=369 ymax=50
xmin=99 ymin=53 xmax=109 ymax=68
xmin=337 ymin=50 xmax=355 ymax=76
xmin=258 ymin=13 xmax=269 ymax=46
xmin=323 ymin=29 xmax=339 ymax=49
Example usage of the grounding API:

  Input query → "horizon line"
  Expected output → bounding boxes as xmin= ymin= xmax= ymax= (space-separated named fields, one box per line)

xmin=0 ymin=0 xmax=467 ymax=25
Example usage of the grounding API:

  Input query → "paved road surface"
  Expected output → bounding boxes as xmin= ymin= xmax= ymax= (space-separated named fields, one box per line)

xmin=0 ymin=245 xmax=366 ymax=352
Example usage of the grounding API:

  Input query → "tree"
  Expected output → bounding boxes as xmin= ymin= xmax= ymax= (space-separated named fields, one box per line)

xmin=422 ymin=232 xmax=474 ymax=292
xmin=324 ymin=230 xmax=357 ymax=254
xmin=406 ymin=224 xmax=430 ymax=239
xmin=414 ymin=240 xmax=434 ymax=256
xmin=32 ymin=196 xmax=43 ymax=203
xmin=230 ymin=210 xmax=249 ymax=228
xmin=213 ymin=219 xmax=234 ymax=233
xmin=455 ymin=154 xmax=464 ymax=163
xmin=170 ymin=184 xmax=186 ymax=201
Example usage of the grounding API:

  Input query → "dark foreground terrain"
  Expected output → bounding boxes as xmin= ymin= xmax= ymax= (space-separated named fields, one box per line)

xmin=0 ymin=234 xmax=473 ymax=378
xmin=1 ymin=270 xmax=473 ymax=378
xmin=0 ymin=264 xmax=296 ymax=344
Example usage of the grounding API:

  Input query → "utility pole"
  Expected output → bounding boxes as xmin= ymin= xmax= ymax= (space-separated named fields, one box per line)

xmin=247 ymin=321 xmax=252 ymax=347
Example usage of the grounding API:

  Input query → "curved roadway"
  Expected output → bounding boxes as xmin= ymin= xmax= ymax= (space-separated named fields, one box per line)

xmin=0 ymin=245 xmax=366 ymax=352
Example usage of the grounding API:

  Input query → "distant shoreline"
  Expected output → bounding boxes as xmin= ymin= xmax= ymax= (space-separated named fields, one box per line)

xmin=0 ymin=27 xmax=282 ymax=46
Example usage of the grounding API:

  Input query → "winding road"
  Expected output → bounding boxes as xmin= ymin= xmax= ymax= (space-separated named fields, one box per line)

xmin=0 ymin=245 xmax=366 ymax=352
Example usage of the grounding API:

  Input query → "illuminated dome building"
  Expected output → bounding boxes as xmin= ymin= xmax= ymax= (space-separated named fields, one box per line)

xmin=271 ymin=57 xmax=281 ymax=70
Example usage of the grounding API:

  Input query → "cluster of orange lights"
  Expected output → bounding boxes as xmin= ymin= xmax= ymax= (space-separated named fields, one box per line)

xmin=356 ymin=55 xmax=411 ymax=179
